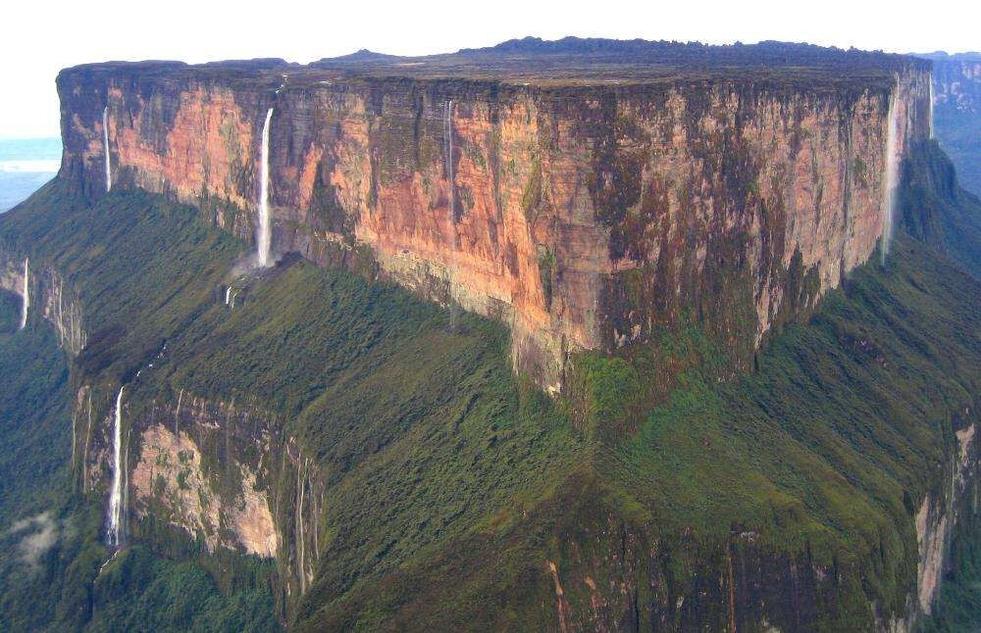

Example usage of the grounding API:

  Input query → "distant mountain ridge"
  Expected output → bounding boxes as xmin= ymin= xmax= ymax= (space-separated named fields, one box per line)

xmin=918 ymin=51 xmax=981 ymax=194
xmin=917 ymin=51 xmax=981 ymax=61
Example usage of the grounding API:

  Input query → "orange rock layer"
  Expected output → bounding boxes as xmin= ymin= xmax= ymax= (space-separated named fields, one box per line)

xmin=57 ymin=67 xmax=932 ymax=391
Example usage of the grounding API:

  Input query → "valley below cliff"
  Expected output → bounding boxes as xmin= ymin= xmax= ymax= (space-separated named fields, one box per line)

xmin=0 ymin=39 xmax=979 ymax=632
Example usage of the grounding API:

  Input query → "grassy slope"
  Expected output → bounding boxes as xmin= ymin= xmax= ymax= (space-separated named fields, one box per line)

xmin=143 ymin=242 xmax=587 ymax=616
xmin=0 ymin=184 xmax=281 ymax=632
xmin=291 ymin=235 xmax=978 ymax=631
xmin=604 ymin=235 xmax=977 ymax=621
xmin=900 ymin=140 xmax=981 ymax=277
xmin=0 ymin=154 xmax=977 ymax=631
xmin=0 ymin=181 xmax=585 ymax=631
xmin=0 ymin=290 xmax=71 ymax=526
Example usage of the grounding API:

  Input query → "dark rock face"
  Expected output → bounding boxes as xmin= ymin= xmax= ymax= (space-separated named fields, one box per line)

xmin=922 ymin=53 xmax=981 ymax=195
xmin=899 ymin=140 xmax=981 ymax=275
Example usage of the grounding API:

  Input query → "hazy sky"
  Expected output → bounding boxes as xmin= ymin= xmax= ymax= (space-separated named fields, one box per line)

xmin=2 ymin=0 xmax=976 ymax=139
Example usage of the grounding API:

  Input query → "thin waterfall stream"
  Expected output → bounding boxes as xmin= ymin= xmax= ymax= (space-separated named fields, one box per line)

xmin=881 ymin=92 xmax=899 ymax=263
xmin=19 ymin=258 xmax=29 ymax=330
xmin=103 ymin=106 xmax=112 ymax=192
xmin=257 ymin=108 xmax=274 ymax=267
xmin=106 ymin=387 xmax=125 ymax=547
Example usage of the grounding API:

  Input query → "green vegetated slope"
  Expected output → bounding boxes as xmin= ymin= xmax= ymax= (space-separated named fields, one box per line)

xmin=288 ymin=233 xmax=978 ymax=632
xmin=0 ymin=185 xmax=281 ymax=632
xmin=0 ymin=138 xmax=978 ymax=632
xmin=0 ymin=183 xmax=243 ymax=383
xmin=0 ymin=289 xmax=71 ymax=526
xmin=157 ymin=258 xmax=586 ymax=587
xmin=900 ymin=140 xmax=981 ymax=277
xmin=0 ymin=181 xmax=585 ymax=632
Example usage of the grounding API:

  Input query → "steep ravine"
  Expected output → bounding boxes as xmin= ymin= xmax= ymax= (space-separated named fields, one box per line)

xmin=0 ymin=252 xmax=86 ymax=355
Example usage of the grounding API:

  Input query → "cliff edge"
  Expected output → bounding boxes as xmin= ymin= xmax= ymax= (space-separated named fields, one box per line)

xmin=56 ymin=41 xmax=931 ymax=391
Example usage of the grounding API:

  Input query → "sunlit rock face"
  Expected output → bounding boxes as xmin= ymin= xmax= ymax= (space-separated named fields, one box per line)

xmin=129 ymin=396 xmax=279 ymax=558
xmin=914 ymin=422 xmax=977 ymax=616
xmin=71 ymin=383 xmax=323 ymax=599
xmin=56 ymin=53 xmax=930 ymax=390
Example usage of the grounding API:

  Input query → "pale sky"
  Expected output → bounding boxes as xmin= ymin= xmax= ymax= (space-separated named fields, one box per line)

xmin=2 ymin=0 xmax=976 ymax=139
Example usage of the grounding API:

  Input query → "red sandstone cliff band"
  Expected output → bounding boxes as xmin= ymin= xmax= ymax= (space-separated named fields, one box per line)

xmin=56 ymin=55 xmax=932 ymax=391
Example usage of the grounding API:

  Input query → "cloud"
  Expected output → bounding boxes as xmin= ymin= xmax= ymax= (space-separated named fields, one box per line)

xmin=0 ymin=160 xmax=60 ymax=173
xmin=7 ymin=512 xmax=59 ymax=570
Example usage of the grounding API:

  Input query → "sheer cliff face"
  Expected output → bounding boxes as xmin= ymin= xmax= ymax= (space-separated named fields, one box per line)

xmin=57 ymin=65 xmax=931 ymax=390
xmin=0 ymin=250 xmax=86 ymax=354
xmin=929 ymin=56 xmax=981 ymax=194
xmin=932 ymin=58 xmax=981 ymax=119
xmin=72 ymin=383 xmax=320 ymax=601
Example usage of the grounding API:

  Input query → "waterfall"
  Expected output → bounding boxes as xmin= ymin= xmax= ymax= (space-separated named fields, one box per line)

xmin=103 ymin=106 xmax=112 ymax=192
xmin=881 ymin=93 xmax=899 ymax=264
xmin=444 ymin=100 xmax=460 ymax=330
xmin=19 ymin=258 xmax=29 ymax=330
xmin=257 ymin=108 xmax=274 ymax=267
xmin=224 ymin=286 xmax=232 ymax=306
xmin=928 ymin=79 xmax=935 ymax=139
xmin=106 ymin=387 xmax=125 ymax=547
xmin=445 ymin=100 xmax=455 ymax=223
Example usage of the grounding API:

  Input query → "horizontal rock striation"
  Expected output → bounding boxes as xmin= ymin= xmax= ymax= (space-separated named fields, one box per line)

xmin=56 ymin=49 xmax=931 ymax=390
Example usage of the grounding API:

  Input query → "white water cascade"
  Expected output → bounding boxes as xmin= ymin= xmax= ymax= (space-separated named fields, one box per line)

xmin=19 ymin=258 xmax=29 ymax=330
xmin=445 ymin=100 xmax=455 ymax=223
xmin=928 ymin=79 xmax=935 ymax=139
xmin=257 ymin=108 xmax=274 ymax=267
xmin=881 ymin=93 xmax=900 ymax=264
xmin=444 ymin=100 xmax=460 ymax=330
xmin=103 ymin=106 xmax=112 ymax=192
xmin=106 ymin=387 xmax=125 ymax=547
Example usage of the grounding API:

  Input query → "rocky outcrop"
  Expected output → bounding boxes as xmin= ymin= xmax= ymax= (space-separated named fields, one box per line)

xmin=128 ymin=394 xmax=279 ymax=558
xmin=914 ymin=420 xmax=977 ymax=616
xmin=922 ymin=53 xmax=981 ymax=194
xmin=537 ymin=416 xmax=979 ymax=633
xmin=73 ymin=382 xmax=324 ymax=603
xmin=56 ymin=52 xmax=931 ymax=390
xmin=0 ymin=249 xmax=86 ymax=354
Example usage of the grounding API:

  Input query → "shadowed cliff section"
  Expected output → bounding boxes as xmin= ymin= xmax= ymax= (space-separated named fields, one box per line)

xmin=918 ymin=52 xmax=981 ymax=196
xmin=899 ymin=140 xmax=981 ymax=276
